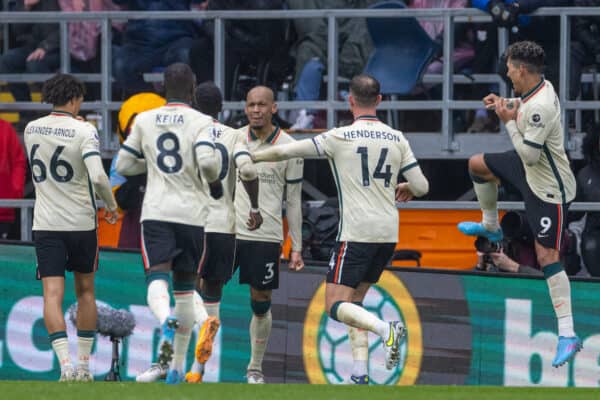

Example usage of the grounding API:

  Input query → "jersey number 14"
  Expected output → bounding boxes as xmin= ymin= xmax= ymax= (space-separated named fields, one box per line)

xmin=356 ymin=146 xmax=392 ymax=187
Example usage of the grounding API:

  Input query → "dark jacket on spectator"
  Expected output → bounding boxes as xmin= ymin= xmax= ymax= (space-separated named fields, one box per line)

xmin=572 ymin=0 xmax=600 ymax=58
xmin=0 ymin=120 xmax=26 ymax=223
xmin=112 ymin=0 xmax=201 ymax=47
xmin=10 ymin=0 xmax=60 ymax=52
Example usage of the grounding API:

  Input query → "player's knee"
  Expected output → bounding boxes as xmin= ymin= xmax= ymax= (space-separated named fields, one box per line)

xmin=199 ymin=280 xmax=223 ymax=302
xmin=145 ymin=270 xmax=170 ymax=286
xmin=250 ymin=300 xmax=271 ymax=316
xmin=328 ymin=301 xmax=344 ymax=321
xmin=468 ymin=154 xmax=487 ymax=177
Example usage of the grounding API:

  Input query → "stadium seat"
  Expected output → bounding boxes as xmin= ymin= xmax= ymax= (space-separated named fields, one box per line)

xmin=364 ymin=1 xmax=439 ymax=96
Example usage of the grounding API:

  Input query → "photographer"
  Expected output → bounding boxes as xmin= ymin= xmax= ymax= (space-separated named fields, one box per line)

xmin=474 ymin=211 xmax=580 ymax=277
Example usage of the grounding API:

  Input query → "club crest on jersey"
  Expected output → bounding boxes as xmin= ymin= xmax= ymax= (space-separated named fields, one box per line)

xmin=528 ymin=113 xmax=544 ymax=128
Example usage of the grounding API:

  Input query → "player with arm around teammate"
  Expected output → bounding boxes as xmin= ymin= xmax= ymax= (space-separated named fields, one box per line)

xmin=252 ymin=74 xmax=429 ymax=383
xmin=458 ymin=41 xmax=582 ymax=367
xmin=116 ymin=63 xmax=222 ymax=384
xmin=24 ymin=74 xmax=119 ymax=382
xmin=185 ymin=81 xmax=263 ymax=383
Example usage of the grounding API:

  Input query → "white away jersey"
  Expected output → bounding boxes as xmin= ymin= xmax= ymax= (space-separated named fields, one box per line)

xmin=121 ymin=102 xmax=214 ymax=226
xmin=514 ymin=79 xmax=576 ymax=204
xmin=235 ymin=126 xmax=303 ymax=243
xmin=205 ymin=123 xmax=250 ymax=234
xmin=24 ymin=111 xmax=101 ymax=231
xmin=312 ymin=116 xmax=418 ymax=243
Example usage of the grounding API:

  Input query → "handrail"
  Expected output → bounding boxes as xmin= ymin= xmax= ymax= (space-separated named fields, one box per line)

xmin=0 ymin=7 xmax=598 ymax=158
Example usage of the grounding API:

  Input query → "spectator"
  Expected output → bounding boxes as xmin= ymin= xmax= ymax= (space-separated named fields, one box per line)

xmin=0 ymin=118 xmax=26 ymax=239
xmin=287 ymin=0 xmax=375 ymax=129
xmin=573 ymin=125 xmax=600 ymax=276
xmin=189 ymin=0 xmax=289 ymax=101
xmin=0 ymin=0 xmax=60 ymax=103
xmin=570 ymin=0 xmax=600 ymax=101
xmin=411 ymin=0 xmax=475 ymax=75
xmin=111 ymin=0 xmax=204 ymax=96
xmin=58 ymin=0 xmax=125 ymax=99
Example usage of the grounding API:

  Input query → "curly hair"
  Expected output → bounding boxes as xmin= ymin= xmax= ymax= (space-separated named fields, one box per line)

xmin=505 ymin=41 xmax=545 ymax=74
xmin=41 ymin=74 xmax=86 ymax=106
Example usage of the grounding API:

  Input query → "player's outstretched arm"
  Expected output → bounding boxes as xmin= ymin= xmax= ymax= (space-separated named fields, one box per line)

xmin=84 ymin=154 xmax=119 ymax=223
xmin=252 ymin=139 xmax=319 ymax=162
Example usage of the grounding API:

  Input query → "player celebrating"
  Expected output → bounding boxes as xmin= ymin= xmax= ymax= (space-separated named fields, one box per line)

xmin=116 ymin=63 xmax=221 ymax=384
xmin=252 ymin=74 xmax=429 ymax=383
xmin=233 ymin=86 xmax=304 ymax=384
xmin=24 ymin=74 xmax=119 ymax=382
xmin=185 ymin=82 xmax=263 ymax=383
xmin=458 ymin=41 xmax=582 ymax=367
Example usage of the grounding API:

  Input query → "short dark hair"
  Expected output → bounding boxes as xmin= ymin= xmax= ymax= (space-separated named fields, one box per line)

xmin=164 ymin=62 xmax=195 ymax=100
xmin=41 ymin=74 xmax=86 ymax=106
xmin=505 ymin=41 xmax=545 ymax=74
xmin=194 ymin=81 xmax=223 ymax=119
xmin=349 ymin=74 xmax=380 ymax=107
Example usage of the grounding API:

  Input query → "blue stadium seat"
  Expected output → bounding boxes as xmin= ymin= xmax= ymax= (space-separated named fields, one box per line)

xmin=364 ymin=0 xmax=439 ymax=95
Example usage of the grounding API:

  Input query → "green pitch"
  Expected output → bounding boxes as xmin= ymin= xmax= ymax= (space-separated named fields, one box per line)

xmin=0 ymin=382 xmax=598 ymax=400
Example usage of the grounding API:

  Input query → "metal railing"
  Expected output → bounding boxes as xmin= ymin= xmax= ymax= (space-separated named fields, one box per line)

xmin=1 ymin=7 xmax=600 ymax=158
xmin=2 ymin=199 xmax=600 ymax=242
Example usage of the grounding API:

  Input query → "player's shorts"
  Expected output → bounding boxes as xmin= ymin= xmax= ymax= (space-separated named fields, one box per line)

xmin=33 ymin=229 xmax=98 ymax=279
xmin=198 ymin=232 xmax=236 ymax=281
xmin=484 ymin=150 xmax=569 ymax=249
xmin=141 ymin=220 xmax=205 ymax=273
xmin=327 ymin=241 xmax=396 ymax=288
xmin=234 ymin=239 xmax=281 ymax=290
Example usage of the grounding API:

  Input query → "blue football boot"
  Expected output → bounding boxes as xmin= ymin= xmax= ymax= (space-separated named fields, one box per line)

xmin=457 ymin=221 xmax=503 ymax=243
xmin=165 ymin=368 xmax=184 ymax=384
xmin=552 ymin=336 xmax=582 ymax=367
xmin=157 ymin=317 xmax=179 ymax=368
xmin=350 ymin=375 xmax=370 ymax=384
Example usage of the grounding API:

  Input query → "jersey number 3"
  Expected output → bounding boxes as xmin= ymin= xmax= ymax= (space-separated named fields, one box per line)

xmin=356 ymin=146 xmax=392 ymax=187
xmin=30 ymin=144 xmax=74 ymax=183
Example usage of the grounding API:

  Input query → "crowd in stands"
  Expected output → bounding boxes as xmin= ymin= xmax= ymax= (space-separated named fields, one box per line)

xmin=2 ymin=1 xmax=600 ymax=275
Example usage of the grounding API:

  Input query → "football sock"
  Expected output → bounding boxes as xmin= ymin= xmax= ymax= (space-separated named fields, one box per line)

xmin=193 ymin=290 xmax=208 ymax=325
xmin=171 ymin=291 xmax=195 ymax=371
xmin=77 ymin=330 xmax=95 ymax=370
xmin=471 ymin=177 xmax=499 ymax=231
xmin=49 ymin=332 xmax=72 ymax=371
xmin=147 ymin=279 xmax=171 ymax=325
xmin=544 ymin=262 xmax=576 ymax=337
xmin=331 ymin=302 xmax=389 ymax=341
xmin=204 ymin=301 xmax=220 ymax=318
xmin=348 ymin=326 xmax=368 ymax=377
xmin=248 ymin=310 xmax=272 ymax=372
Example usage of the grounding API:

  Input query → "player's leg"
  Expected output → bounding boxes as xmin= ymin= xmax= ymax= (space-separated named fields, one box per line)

xmin=165 ymin=224 xmax=207 ymax=384
xmin=69 ymin=229 xmax=99 ymax=382
xmin=247 ymin=287 xmax=272 ymax=384
xmin=35 ymin=231 xmax=74 ymax=381
xmin=73 ymin=271 xmax=97 ymax=382
xmin=165 ymin=270 xmax=197 ymax=384
xmin=527 ymin=201 xmax=582 ymax=367
xmin=238 ymin=240 xmax=280 ymax=384
xmin=187 ymin=233 xmax=232 ymax=383
xmin=137 ymin=222 xmax=178 ymax=382
xmin=458 ymin=153 xmax=503 ymax=241
xmin=347 ymin=283 xmax=371 ymax=384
